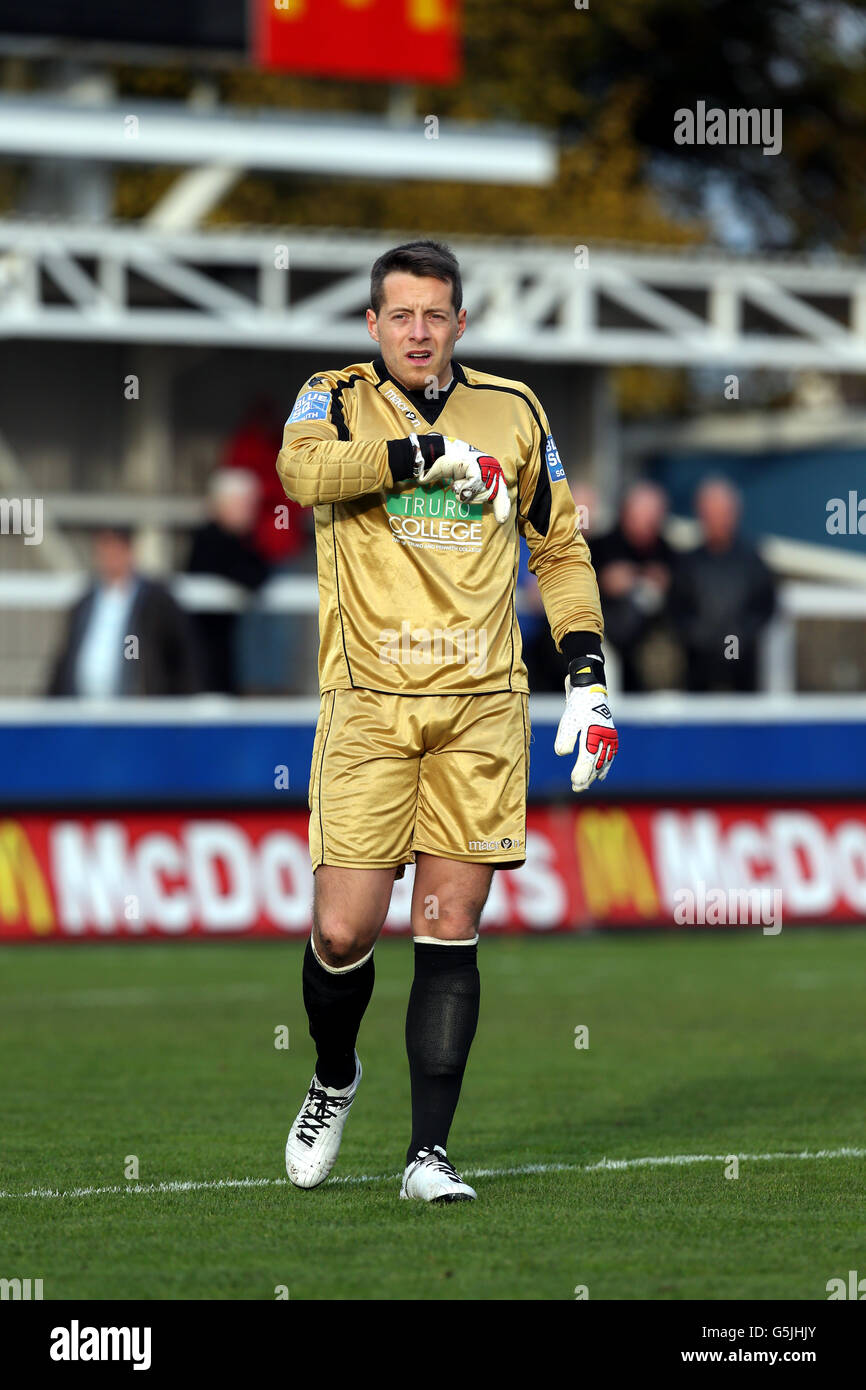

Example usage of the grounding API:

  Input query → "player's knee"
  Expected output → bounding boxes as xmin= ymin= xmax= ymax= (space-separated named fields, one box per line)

xmin=314 ymin=921 xmax=372 ymax=969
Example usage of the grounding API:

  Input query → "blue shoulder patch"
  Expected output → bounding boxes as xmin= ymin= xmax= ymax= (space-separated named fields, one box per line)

xmin=545 ymin=434 xmax=566 ymax=482
xmin=287 ymin=390 xmax=331 ymax=424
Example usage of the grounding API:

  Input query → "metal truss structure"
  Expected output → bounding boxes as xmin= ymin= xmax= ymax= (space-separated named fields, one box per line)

xmin=1 ymin=221 xmax=866 ymax=368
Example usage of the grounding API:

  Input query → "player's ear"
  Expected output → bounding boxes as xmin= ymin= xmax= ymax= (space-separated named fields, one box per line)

xmin=455 ymin=307 xmax=467 ymax=340
xmin=365 ymin=307 xmax=379 ymax=342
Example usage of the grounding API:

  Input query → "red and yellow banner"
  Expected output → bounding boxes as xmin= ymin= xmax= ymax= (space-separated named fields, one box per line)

xmin=252 ymin=0 xmax=461 ymax=83
xmin=1 ymin=804 xmax=865 ymax=940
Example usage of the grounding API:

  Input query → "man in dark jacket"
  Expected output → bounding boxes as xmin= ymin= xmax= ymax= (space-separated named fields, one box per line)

xmin=46 ymin=526 xmax=204 ymax=696
xmin=671 ymin=477 xmax=776 ymax=692
xmin=590 ymin=481 xmax=676 ymax=692
xmin=186 ymin=469 xmax=271 ymax=693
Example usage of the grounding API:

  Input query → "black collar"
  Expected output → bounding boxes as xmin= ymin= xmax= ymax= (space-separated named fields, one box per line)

xmin=372 ymin=355 xmax=466 ymax=427
xmin=372 ymin=355 xmax=467 ymax=389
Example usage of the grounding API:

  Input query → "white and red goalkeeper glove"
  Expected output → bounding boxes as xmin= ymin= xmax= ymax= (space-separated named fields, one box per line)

xmin=554 ymin=647 xmax=618 ymax=793
xmin=410 ymin=433 xmax=512 ymax=525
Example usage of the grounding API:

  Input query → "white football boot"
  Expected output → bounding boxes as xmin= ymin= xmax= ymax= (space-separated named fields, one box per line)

xmin=285 ymin=1052 xmax=362 ymax=1190
xmin=400 ymin=1145 xmax=477 ymax=1203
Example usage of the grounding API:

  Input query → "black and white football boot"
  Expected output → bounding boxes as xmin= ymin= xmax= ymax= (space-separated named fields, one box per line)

xmin=285 ymin=1052 xmax=361 ymax=1190
xmin=400 ymin=1144 xmax=477 ymax=1203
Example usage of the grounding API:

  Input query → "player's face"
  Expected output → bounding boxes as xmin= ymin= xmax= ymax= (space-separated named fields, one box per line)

xmin=366 ymin=273 xmax=466 ymax=392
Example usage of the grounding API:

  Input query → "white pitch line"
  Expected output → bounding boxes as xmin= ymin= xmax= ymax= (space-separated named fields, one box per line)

xmin=583 ymin=1146 xmax=866 ymax=1171
xmin=0 ymin=1147 xmax=863 ymax=1201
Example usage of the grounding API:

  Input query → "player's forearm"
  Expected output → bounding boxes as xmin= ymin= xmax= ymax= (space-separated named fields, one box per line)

xmin=276 ymin=437 xmax=397 ymax=506
xmin=533 ymin=555 xmax=604 ymax=650
xmin=276 ymin=433 xmax=424 ymax=507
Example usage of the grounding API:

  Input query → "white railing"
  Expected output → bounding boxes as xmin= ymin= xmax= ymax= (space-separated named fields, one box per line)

xmin=0 ymin=571 xmax=863 ymax=695
xmin=0 ymin=570 xmax=320 ymax=613
xmin=0 ymin=692 xmax=863 ymax=723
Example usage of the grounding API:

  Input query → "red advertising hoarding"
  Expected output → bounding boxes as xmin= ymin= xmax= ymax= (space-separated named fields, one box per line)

xmin=252 ymin=0 xmax=461 ymax=84
xmin=1 ymin=804 xmax=864 ymax=941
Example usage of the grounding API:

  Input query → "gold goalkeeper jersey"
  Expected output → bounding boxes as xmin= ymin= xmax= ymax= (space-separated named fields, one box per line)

xmin=276 ymin=355 xmax=602 ymax=696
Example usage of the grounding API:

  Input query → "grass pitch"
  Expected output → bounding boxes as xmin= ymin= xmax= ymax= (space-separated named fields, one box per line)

xmin=1 ymin=929 xmax=864 ymax=1301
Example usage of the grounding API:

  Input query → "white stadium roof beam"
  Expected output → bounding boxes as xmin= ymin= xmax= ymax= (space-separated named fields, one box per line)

xmin=0 ymin=98 xmax=557 ymax=185
xmin=1 ymin=223 xmax=866 ymax=368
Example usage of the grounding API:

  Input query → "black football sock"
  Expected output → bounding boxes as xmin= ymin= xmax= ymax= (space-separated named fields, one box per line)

xmin=405 ymin=937 xmax=480 ymax=1166
xmin=302 ymin=937 xmax=375 ymax=1090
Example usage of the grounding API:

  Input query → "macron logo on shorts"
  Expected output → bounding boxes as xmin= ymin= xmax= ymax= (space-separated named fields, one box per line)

xmin=467 ymin=837 xmax=522 ymax=852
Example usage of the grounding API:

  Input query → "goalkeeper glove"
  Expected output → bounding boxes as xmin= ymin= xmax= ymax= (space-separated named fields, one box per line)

xmin=452 ymin=453 xmax=510 ymax=525
xmin=554 ymin=635 xmax=618 ymax=793
xmin=387 ymin=432 xmax=511 ymax=524
xmin=413 ymin=433 xmax=511 ymax=526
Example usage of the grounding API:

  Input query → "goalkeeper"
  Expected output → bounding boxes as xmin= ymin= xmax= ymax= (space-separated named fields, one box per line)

xmin=277 ymin=239 xmax=617 ymax=1203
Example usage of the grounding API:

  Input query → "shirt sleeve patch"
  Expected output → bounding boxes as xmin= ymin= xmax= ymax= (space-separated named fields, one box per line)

xmin=287 ymin=390 xmax=331 ymax=424
xmin=545 ymin=434 xmax=566 ymax=482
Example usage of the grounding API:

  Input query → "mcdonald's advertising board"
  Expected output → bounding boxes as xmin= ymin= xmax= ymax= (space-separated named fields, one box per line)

xmin=1 ymin=804 xmax=864 ymax=940
xmin=252 ymin=0 xmax=461 ymax=83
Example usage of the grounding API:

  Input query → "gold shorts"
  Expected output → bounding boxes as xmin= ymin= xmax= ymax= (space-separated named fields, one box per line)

xmin=308 ymin=688 xmax=530 ymax=872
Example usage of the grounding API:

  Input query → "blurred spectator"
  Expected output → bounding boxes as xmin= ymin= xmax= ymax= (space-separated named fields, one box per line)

xmin=522 ymin=484 xmax=599 ymax=691
xmin=225 ymin=397 xmax=311 ymax=693
xmin=225 ymin=396 xmax=308 ymax=566
xmin=186 ymin=469 xmax=271 ymax=694
xmin=590 ymin=481 xmax=676 ymax=692
xmin=670 ymin=477 xmax=776 ymax=692
xmin=47 ymin=526 xmax=204 ymax=696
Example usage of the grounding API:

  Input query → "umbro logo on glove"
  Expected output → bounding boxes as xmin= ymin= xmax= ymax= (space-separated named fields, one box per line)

xmin=554 ymin=647 xmax=619 ymax=793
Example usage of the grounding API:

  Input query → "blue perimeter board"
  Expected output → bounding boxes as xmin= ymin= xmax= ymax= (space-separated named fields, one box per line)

xmin=1 ymin=713 xmax=864 ymax=804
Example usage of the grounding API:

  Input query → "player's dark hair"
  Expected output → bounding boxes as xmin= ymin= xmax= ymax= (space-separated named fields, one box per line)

xmin=370 ymin=240 xmax=462 ymax=316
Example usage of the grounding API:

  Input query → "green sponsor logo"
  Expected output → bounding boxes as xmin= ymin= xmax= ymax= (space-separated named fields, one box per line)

xmin=387 ymin=487 xmax=482 ymax=520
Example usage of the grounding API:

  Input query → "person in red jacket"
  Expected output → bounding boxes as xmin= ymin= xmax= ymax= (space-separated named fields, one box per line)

xmin=225 ymin=398 xmax=312 ymax=693
xmin=225 ymin=397 xmax=307 ymax=565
